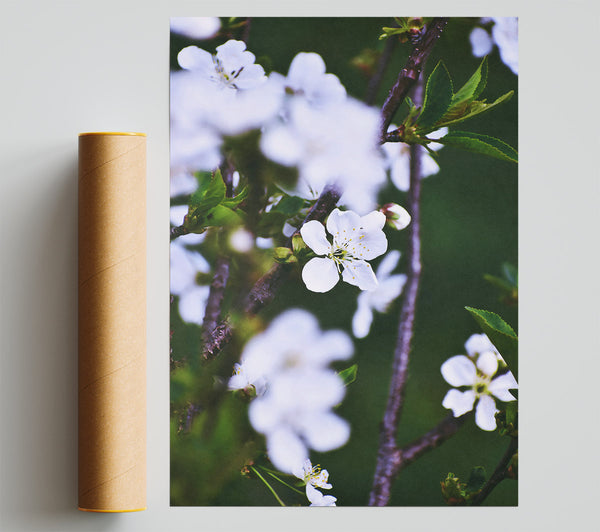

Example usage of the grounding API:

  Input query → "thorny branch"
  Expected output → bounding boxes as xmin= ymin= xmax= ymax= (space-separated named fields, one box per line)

xmin=379 ymin=17 xmax=448 ymax=140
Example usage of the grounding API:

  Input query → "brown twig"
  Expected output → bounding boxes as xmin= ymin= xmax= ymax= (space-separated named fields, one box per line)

xmin=470 ymin=437 xmax=518 ymax=506
xmin=201 ymin=256 xmax=230 ymax=348
xmin=379 ymin=18 xmax=448 ymax=140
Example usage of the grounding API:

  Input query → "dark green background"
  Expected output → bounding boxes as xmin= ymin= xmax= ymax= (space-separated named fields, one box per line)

xmin=170 ymin=17 xmax=518 ymax=506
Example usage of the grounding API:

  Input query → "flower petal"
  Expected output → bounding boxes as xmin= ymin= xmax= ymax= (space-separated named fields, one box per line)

xmin=300 ymin=220 xmax=331 ymax=255
xmin=341 ymin=260 xmax=378 ymax=291
xmin=299 ymin=411 xmax=350 ymax=452
xmin=475 ymin=395 xmax=498 ymax=431
xmin=287 ymin=52 xmax=326 ymax=86
xmin=360 ymin=210 xmax=386 ymax=232
xmin=441 ymin=355 xmax=477 ymax=387
xmin=352 ymin=293 xmax=374 ymax=338
xmin=476 ymin=351 xmax=499 ymax=377
xmin=489 ymin=372 xmax=518 ymax=401
xmin=178 ymin=286 xmax=210 ymax=324
xmin=266 ymin=427 xmax=309 ymax=475
xmin=302 ymin=257 xmax=340 ymax=292
xmin=306 ymin=484 xmax=337 ymax=506
xmin=376 ymin=250 xmax=401 ymax=278
xmin=442 ymin=389 xmax=476 ymax=417
xmin=369 ymin=274 xmax=406 ymax=313
xmin=464 ymin=333 xmax=497 ymax=357
xmin=177 ymin=45 xmax=214 ymax=73
xmin=470 ymin=27 xmax=494 ymax=57
xmin=260 ymin=124 xmax=303 ymax=166
xmin=326 ymin=208 xmax=361 ymax=237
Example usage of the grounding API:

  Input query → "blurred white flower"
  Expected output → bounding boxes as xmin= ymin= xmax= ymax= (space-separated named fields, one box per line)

xmin=441 ymin=346 xmax=518 ymax=431
xmin=170 ymin=17 xmax=221 ymax=40
xmin=352 ymin=250 xmax=407 ymax=338
xmin=465 ymin=333 xmax=501 ymax=360
xmin=261 ymin=97 xmax=386 ymax=214
xmin=229 ymin=228 xmax=255 ymax=253
xmin=170 ymin=171 xmax=198 ymax=198
xmin=281 ymin=52 xmax=346 ymax=107
xmin=230 ymin=309 xmax=353 ymax=474
xmin=300 ymin=209 xmax=387 ymax=292
xmin=306 ymin=483 xmax=337 ymax=506
xmin=382 ymin=126 xmax=447 ymax=192
xmin=178 ymin=39 xmax=266 ymax=90
xmin=470 ymin=18 xmax=518 ymax=75
xmin=170 ymin=241 xmax=210 ymax=324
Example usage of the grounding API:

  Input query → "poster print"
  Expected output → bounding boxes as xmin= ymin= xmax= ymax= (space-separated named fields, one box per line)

xmin=169 ymin=17 xmax=518 ymax=506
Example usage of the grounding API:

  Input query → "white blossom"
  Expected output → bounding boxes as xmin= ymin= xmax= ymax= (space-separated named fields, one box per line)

xmin=352 ymin=250 xmax=407 ymax=338
xmin=441 ymin=343 xmax=518 ymax=431
xmin=382 ymin=126 xmax=448 ymax=192
xmin=381 ymin=203 xmax=411 ymax=231
xmin=170 ymin=17 xmax=221 ymax=40
xmin=261 ymin=97 xmax=386 ymax=214
xmin=178 ymin=39 xmax=266 ymax=90
xmin=470 ymin=18 xmax=518 ymax=75
xmin=281 ymin=52 xmax=346 ymax=107
xmin=230 ymin=309 xmax=353 ymax=474
xmin=300 ymin=208 xmax=388 ymax=293
xmin=293 ymin=458 xmax=338 ymax=506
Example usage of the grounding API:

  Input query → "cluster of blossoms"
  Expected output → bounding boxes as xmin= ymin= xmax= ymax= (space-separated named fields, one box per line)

xmin=228 ymin=309 xmax=353 ymax=485
xmin=470 ymin=17 xmax=518 ymax=75
xmin=441 ymin=333 xmax=518 ymax=431
xmin=170 ymin=36 xmax=389 ymax=216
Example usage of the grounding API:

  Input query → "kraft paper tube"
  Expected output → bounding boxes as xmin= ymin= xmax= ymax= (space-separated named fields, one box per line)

xmin=78 ymin=132 xmax=146 ymax=512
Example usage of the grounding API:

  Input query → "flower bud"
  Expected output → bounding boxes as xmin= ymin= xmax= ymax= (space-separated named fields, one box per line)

xmin=381 ymin=203 xmax=411 ymax=230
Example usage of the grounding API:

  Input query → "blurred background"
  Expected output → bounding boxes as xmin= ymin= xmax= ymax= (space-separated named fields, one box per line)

xmin=170 ymin=17 xmax=518 ymax=506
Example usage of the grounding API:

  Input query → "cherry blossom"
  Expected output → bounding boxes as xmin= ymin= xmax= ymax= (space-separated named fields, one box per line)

xmin=229 ymin=309 xmax=353 ymax=474
xmin=441 ymin=345 xmax=518 ymax=431
xmin=300 ymin=209 xmax=388 ymax=292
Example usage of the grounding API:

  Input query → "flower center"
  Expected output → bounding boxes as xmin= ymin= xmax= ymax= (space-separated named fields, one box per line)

xmin=211 ymin=56 xmax=245 ymax=89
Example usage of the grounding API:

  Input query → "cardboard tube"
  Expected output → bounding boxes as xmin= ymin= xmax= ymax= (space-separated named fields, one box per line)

xmin=78 ymin=132 xmax=146 ymax=512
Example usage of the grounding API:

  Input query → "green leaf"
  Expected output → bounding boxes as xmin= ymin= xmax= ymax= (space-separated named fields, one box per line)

xmin=273 ymin=195 xmax=306 ymax=216
xmin=417 ymin=61 xmax=453 ymax=131
xmin=203 ymin=205 xmax=244 ymax=228
xmin=193 ymin=171 xmax=213 ymax=197
xmin=452 ymin=57 xmax=488 ymax=106
xmin=466 ymin=466 xmax=487 ymax=493
xmin=435 ymin=91 xmax=514 ymax=128
xmin=190 ymin=169 xmax=227 ymax=212
xmin=255 ymin=211 xmax=288 ymax=237
xmin=436 ymin=131 xmax=518 ymax=163
xmin=273 ymin=247 xmax=297 ymax=264
xmin=483 ymin=274 xmax=515 ymax=292
xmin=337 ymin=364 xmax=358 ymax=386
xmin=221 ymin=185 xmax=249 ymax=209
xmin=465 ymin=307 xmax=518 ymax=378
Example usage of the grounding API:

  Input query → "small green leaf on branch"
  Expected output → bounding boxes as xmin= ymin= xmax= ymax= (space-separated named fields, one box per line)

xmin=416 ymin=60 xmax=453 ymax=130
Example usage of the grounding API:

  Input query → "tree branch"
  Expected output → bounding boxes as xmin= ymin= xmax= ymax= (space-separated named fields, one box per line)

xmin=470 ymin=437 xmax=518 ymax=506
xmin=201 ymin=256 xmax=230 ymax=348
xmin=202 ymin=184 xmax=342 ymax=360
xmin=369 ymin=74 xmax=430 ymax=506
xmin=379 ymin=17 xmax=448 ymax=140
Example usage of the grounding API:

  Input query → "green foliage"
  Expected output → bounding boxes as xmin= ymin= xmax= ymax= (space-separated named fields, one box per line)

xmin=338 ymin=364 xmax=358 ymax=386
xmin=272 ymin=195 xmax=306 ymax=216
xmin=379 ymin=17 xmax=431 ymax=41
xmin=484 ymin=262 xmax=518 ymax=305
xmin=184 ymin=169 xmax=246 ymax=233
xmin=273 ymin=247 xmax=297 ymax=264
xmin=416 ymin=61 xmax=453 ymax=131
xmin=441 ymin=467 xmax=488 ymax=505
xmin=436 ymin=131 xmax=518 ymax=163
xmin=465 ymin=307 xmax=518 ymax=379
